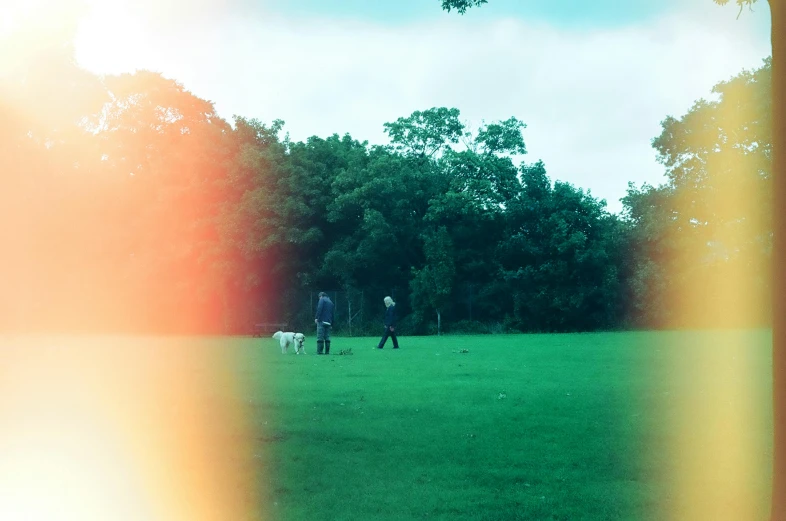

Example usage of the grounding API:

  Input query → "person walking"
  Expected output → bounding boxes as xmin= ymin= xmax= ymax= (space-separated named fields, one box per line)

xmin=315 ymin=292 xmax=334 ymax=355
xmin=376 ymin=296 xmax=399 ymax=349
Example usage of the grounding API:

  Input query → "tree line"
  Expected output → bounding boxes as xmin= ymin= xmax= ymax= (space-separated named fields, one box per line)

xmin=0 ymin=39 xmax=772 ymax=334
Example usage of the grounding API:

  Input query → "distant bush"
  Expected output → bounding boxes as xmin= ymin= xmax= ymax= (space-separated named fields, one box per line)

xmin=446 ymin=320 xmax=488 ymax=334
xmin=444 ymin=320 xmax=517 ymax=335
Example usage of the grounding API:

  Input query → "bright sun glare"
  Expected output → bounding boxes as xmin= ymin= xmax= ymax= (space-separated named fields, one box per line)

xmin=0 ymin=0 xmax=132 ymax=70
xmin=0 ymin=340 xmax=255 ymax=521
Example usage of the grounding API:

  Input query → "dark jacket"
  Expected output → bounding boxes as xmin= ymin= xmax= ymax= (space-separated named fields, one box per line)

xmin=384 ymin=304 xmax=397 ymax=327
xmin=315 ymin=296 xmax=335 ymax=325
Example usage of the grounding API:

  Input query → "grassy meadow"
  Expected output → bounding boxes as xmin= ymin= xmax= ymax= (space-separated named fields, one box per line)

xmin=239 ymin=330 xmax=773 ymax=520
xmin=0 ymin=331 xmax=773 ymax=520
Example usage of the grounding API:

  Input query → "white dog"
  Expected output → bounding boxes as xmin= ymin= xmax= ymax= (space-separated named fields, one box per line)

xmin=272 ymin=331 xmax=306 ymax=354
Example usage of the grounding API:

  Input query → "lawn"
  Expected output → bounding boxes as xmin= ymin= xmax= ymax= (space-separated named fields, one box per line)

xmin=235 ymin=330 xmax=773 ymax=521
xmin=0 ymin=331 xmax=773 ymax=520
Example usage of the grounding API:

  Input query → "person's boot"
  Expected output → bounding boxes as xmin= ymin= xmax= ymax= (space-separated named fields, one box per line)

xmin=317 ymin=340 xmax=324 ymax=355
xmin=325 ymin=340 xmax=330 ymax=355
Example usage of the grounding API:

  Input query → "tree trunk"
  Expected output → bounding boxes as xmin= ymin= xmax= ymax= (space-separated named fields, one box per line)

xmin=437 ymin=309 xmax=441 ymax=336
xmin=771 ymin=1 xmax=786 ymax=520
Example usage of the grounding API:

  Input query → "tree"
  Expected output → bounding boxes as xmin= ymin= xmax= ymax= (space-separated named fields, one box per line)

xmin=410 ymin=227 xmax=456 ymax=335
xmin=500 ymin=161 xmax=625 ymax=331
xmin=474 ymin=117 xmax=528 ymax=155
xmin=209 ymin=117 xmax=290 ymax=330
xmin=423 ymin=113 xmax=529 ymax=327
xmin=441 ymin=1 xmax=784 ymax=517
xmin=699 ymin=4 xmax=783 ymax=516
xmin=0 ymin=10 xmax=111 ymax=332
xmin=763 ymin=3 xmax=786 ymax=517
xmin=440 ymin=0 xmax=487 ymax=14
xmin=383 ymin=107 xmax=464 ymax=158
xmin=715 ymin=0 xmax=760 ymax=19
xmin=621 ymin=182 xmax=679 ymax=327
xmin=624 ymin=58 xmax=773 ymax=329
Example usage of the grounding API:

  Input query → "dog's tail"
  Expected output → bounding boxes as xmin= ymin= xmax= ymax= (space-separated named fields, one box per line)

xmin=272 ymin=331 xmax=283 ymax=340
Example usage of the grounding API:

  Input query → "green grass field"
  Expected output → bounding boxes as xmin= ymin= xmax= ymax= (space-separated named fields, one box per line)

xmin=0 ymin=331 xmax=774 ymax=520
xmin=230 ymin=330 xmax=773 ymax=521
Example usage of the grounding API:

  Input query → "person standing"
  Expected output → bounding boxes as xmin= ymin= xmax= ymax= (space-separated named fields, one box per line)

xmin=376 ymin=296 xmax=399 ymax=349
xmin=315 ymin=291 xmax=334 ymax=355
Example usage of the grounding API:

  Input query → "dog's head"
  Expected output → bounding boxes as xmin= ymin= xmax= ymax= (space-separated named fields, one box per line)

xmin=294 ymin=333 xmax=305 ymax=348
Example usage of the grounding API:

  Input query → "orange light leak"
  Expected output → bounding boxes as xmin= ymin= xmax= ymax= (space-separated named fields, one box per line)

xmin=0 ymin=337 xmax=262 ymax=521
xmin=658 ymin=94 xmax=772 ymax=517
xmin=1 ymin=2 xmax=264 ymax=519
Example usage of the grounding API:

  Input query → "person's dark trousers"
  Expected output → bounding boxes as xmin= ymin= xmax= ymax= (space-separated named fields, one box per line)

xmin=317 ymin=322 xmax=332 ymax=354
xmin=377 ymin=326 xmax=399 ymax=349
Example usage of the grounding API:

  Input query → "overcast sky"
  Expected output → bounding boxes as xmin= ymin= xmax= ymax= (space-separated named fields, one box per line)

xmin=65 ymin=0 xmax=774 ymax=213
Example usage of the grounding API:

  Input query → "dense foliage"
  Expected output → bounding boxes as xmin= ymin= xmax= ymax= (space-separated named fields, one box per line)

xmin=0 ymin=32 xmax=772 ymax=334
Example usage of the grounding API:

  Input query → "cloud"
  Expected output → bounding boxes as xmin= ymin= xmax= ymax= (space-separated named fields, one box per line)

xmin=74 ymin=1 xmax=771 ymax=212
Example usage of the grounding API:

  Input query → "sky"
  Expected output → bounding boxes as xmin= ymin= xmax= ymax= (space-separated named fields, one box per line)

xmin=17 ymin=0 xmax=777 ymax=213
